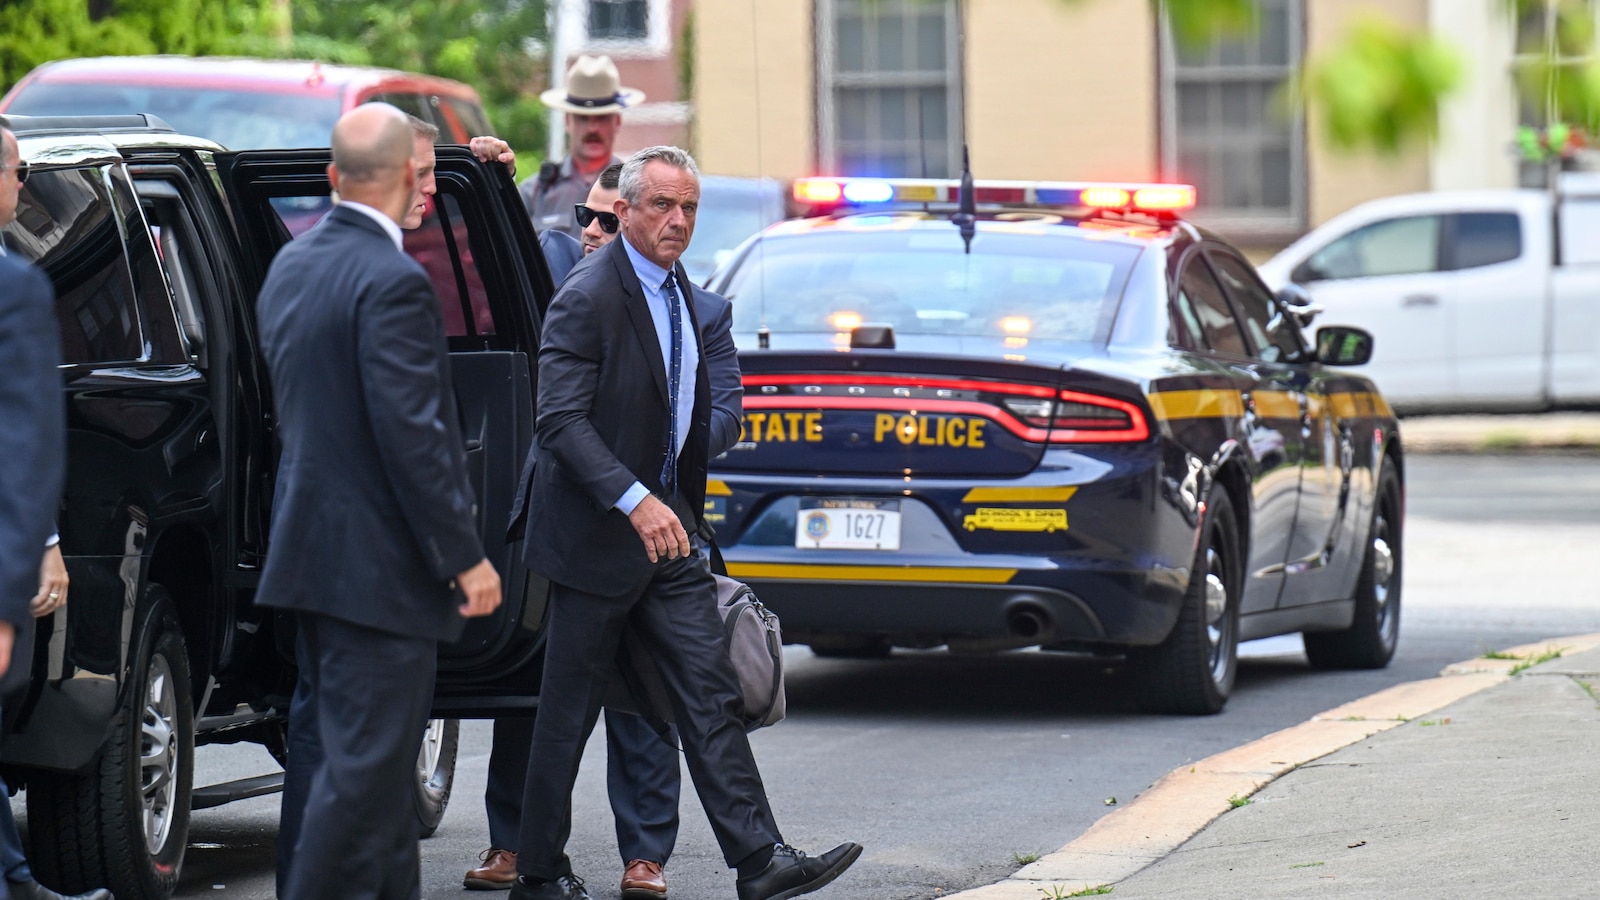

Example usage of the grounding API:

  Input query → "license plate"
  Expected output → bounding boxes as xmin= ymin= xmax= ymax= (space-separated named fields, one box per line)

xmin=795 ymin=498 xmax=901 ymax=550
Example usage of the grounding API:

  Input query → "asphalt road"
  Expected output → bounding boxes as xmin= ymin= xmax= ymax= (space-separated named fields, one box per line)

xmin=21 ymin=454 xmax=1600 ymax=900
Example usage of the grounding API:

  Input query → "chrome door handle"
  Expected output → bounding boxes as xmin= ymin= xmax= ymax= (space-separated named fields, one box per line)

xmin=1402 ymin=294 xmax=1439 ymax=307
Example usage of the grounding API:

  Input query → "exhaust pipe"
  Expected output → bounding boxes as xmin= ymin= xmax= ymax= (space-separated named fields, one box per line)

xmin=1005 ymin=602 xmax=1052 ymax=640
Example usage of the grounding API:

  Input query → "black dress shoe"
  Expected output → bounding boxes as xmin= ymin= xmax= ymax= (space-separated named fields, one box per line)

xmin=736 ymin=842 xmax=863 ymax=900
xmin=508 ymin=873 xmax=590 ymax=900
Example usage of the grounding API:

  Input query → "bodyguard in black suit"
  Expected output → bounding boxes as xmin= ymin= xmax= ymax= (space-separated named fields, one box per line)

xmin=254 ymin=104 xmax=501 ymax=900
xmin=506 ymin=146 xmax=859 ymax=900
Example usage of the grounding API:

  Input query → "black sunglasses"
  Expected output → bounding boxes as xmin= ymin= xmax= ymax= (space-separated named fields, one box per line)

xmin=1 ymin=159 xmax=26 ymax=184
xmin=574 ymin=203 xmax=618 ymax=233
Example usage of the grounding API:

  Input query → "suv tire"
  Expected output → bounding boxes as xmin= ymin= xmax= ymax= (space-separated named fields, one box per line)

xmin=27 ymin=587 xmax=194 ymax=899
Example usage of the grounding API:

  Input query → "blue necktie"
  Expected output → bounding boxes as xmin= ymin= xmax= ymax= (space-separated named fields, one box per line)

xmin=662 ymin=271 xmax=683 ymax=496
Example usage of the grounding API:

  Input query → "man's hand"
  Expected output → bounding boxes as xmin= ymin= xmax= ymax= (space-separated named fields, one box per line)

xmin=628 ymin=494 xmax=691 ymax=563
xmin=468 ymin=136 xmax=517 ymax=177
xmin=31 ymin=544 xmax=68 ymax=618
xmin=455 ymin=558 xmax=502 ymax=618
xmin=0 ymin=622 xmax=12 ymax=679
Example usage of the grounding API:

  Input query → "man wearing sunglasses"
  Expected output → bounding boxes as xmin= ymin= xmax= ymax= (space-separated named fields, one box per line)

xmin=0 ymin=126 xmax=113 ymax=900
xmin=469 ymin=162 xmax=744 ymax=900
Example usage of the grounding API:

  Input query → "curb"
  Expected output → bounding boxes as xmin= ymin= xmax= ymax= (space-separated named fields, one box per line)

xmin=947 ymin=632 xmax=1600 ymax=899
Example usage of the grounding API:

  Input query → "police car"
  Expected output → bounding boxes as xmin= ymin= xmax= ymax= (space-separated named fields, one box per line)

xmin=703 ymin=176 xmax=1404 ymax=715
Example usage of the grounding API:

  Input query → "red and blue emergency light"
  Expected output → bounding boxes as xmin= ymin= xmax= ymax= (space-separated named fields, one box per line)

xmin=792 ymin=176 xmax=1197 ymax=214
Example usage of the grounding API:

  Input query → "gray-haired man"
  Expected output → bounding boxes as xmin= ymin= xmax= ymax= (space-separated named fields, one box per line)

xmin=504 ymin=146 xmax=860 ymax=900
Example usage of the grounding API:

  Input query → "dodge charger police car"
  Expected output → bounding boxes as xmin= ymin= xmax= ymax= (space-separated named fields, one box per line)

xmin=705 ymin=176 xmax=1404 ymax=715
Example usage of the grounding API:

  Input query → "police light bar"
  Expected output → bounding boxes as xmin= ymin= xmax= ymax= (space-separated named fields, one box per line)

xmin=792 ymin=177 xmax=1197 ymax=214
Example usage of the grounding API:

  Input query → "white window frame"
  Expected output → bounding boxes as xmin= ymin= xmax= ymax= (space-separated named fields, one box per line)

xmin=816 ymin=0 xmax=964 ymax=178
xmin=578 ymin=0 xmax=670 ymax=58
xmin=1158 ymin=0 xmax=1306 ymax=237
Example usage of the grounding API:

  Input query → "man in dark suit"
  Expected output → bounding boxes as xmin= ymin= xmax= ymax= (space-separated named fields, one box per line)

xmin=0 ymin=125 xmax=105 ymax=900
xmin=254 ymin=104 xmax=502 ymax=900
xmin=506 ymin=146 xmax=858 ymax=900
xmin=474 ymin=163 xmax=743 ymax=898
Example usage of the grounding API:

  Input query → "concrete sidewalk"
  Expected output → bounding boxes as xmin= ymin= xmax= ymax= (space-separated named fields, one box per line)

xmin=1399 ymin=412 xmax=1600 ymax=453
xmin=952 ymin=635 xmax=1600 ymax=899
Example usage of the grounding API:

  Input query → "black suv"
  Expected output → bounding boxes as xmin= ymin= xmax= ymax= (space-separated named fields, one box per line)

xmin=0 ymin=114 xmax=557 ymax=899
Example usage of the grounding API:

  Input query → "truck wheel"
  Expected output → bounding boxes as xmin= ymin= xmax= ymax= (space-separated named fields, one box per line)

xmin=413 ymin=718 xmax=459 ymax=838
xmin=1133 ymin=490 xmax=1241 ymax=715
xmin=27 ymin=588 xmax=194 ymax=899
xmin=1305 ymin=463 xmax=1403 ymax=669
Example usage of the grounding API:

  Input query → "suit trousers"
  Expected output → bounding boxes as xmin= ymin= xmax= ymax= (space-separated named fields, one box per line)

xmin=485 ymin=709 xmax=681 ymax=864
xmin=277 ymin=612 xmax=437 ymax=900
xmin=516 ymin=552 xmax=779 ymax=881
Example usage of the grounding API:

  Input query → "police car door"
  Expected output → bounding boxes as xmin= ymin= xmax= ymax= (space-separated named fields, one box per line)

xmin=216 ymin=148 xmax=553 ymax=710
xmin=1171 ymin=250 xmax=1303 ymax=617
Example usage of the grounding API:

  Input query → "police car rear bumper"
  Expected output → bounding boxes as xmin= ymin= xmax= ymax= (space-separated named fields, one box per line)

xmin=741 ymin=567 xmax=1187 ymax=652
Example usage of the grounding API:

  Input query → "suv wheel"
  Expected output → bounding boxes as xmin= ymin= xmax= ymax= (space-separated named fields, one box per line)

xmin=28 ymin=588 xmax=194 ymax=899
xmin=413 ymin=718 xmax=460 ymax=838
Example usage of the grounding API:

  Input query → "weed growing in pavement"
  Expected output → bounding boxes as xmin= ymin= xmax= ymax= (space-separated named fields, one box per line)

xmin=1579 ymin=680 xmax=1599 ymax=704
xmin=1290 ymin=861 xmax=1326 ymax=869
xmin=1482 ymin=649 xmax=1520 ymax=660
xmin=1228 ymin=795 xmax=1252 ymax=808
xmin=1038 ymin=886 xmax=1113 ymax=899
xmin=1417 ymin=718 xmax=1451 ymax=726
xmin=1510 ymin=647 xmax=1565 ymax=676
xmin=1011 ymin=850 xmax=1043 ymax=867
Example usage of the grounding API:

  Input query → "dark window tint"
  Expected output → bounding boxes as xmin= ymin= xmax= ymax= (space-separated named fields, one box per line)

xmin=1448 ymin=212 xmax=1522 ymax=270
xmin=1209 ymin=251 xmax=1305 ymax=363
xmin=1299 ymin=214 xmax=1440 ymax=282
xmin=1178 ymin=259 xmax=1247 ymax=356
xmin=369 ymin=92 xmax=433 ymax=123
xmin=2 ymin=167 xmax=145 ymax=365
xmin=589 ymin=0 xmax=649 ymax=39
xmin=405 ymin=192 xmax=495 ymax=338
xmin=110 ymin=168 xmax=187 ymax=364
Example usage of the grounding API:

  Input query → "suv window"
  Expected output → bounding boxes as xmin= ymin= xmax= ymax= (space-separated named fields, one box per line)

xmin=1176 ymin=258 xmax=1247 ymax=357
xmin=1446 ymin=212 xmax=1521 ymax=270
xmin=1297 ymin=214 xmax=1441 ymax=282
xmin=3 ymin=166 xmax=147 ymax=365
xmin=1209 ymin=251 xmax=1305 ymax=364
xmin=109 ymin=167 xmax=188 ymax=364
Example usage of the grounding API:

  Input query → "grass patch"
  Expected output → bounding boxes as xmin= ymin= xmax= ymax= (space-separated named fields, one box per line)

xmin=1510 ymin=647 xmax=1565 ymax=675
xmin=1482 ymin=649 xmax=1521 ymax=660
xmin=1479 ymin=431 xmax=1533 ymax=451
xmin=1417 ymin=718 xmax=1451 ymax=726
xmin=1290 ymin=861 xmax=1326 ymax=869
xmin=1579 ymin=680 xmax=1598 ymax=703
xmin=1011 ymin=850 xmax=1043 ymax=867
xmin=1039 ymin=886 xmax=1114 ymax=899
xmin=1228 ymin=794 xmax=1252 ymax=808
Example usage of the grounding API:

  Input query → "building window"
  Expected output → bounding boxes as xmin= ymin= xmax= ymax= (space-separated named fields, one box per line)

xmin=1513 ymin=0 xmax=1595 ymax=187
xmin=1161 ymin=0 xmax=1305 ymax=232
xmin=588 ymin=0 xmax=649 ymax=42
xmin=817 ymin=0 xmax=963 ymax=178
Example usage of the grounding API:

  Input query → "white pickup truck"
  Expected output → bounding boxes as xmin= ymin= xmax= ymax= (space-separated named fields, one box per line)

xmin=1257 ymin=175 xmax=1600 ymax=413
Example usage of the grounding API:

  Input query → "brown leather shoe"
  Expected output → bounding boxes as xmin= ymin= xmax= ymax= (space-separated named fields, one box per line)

xmin=465 ymin=847 xmax=519 ymax=890
xmin=620 ymin=859 xmax=667 ymax=899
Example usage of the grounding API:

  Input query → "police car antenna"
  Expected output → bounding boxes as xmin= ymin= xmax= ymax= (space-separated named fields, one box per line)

xmin=951 ymin=0 xmax=976 ymax=254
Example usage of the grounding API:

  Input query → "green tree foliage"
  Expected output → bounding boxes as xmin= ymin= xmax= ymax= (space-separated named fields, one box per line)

xmin=1296 ymin=14 xmax=1463 ymax=154
xmin=0 ymin=0 xmax=276 ymax=88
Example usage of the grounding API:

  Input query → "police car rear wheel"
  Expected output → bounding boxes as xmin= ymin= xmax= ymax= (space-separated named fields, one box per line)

xmin=1133 ymin=490 xmax=1241 ymax=715
xmin=1304 ymin=462 xmax=1402 ymax=669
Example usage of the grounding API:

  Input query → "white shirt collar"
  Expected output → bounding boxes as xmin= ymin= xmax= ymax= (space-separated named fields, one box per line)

xmin=337 ymin=200 xmax=405 ymax=252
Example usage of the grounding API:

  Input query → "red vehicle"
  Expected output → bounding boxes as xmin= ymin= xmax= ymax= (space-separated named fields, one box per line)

xmin=0 ymin=55 xmax=493 ymax=150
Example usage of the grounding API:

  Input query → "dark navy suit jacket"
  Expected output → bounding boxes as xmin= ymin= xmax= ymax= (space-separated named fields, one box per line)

xmin=0 ymin=253 xmax=63 ymax=633
xmin=512 ymin=237 xmax=714 ymax=597
xmin=254 ymin=205 xmax=483 ymax=641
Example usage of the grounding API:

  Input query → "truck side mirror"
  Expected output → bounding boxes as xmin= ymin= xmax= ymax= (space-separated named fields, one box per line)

xmin=1275 ymin=283 xmax=1323 ymax=329
xmin=1315 ymin=326 xmax=1374 ymax=367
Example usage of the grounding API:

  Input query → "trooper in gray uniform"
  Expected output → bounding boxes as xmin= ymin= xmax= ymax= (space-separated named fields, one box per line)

xmin=520 ymin=54 xmax=641 ymax=240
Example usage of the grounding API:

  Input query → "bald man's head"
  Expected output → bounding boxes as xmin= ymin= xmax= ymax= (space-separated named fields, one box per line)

xmin=331 ymin=104 xmax=414 ymax=185
xmin=327 ymin=103 xmax=417 ymax=225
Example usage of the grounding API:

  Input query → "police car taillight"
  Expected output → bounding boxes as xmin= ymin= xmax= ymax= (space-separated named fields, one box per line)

xmin=1001 ymin=391 xmax=1150 ymax=443
xmin=791 ymin=177 xmax=1197 ymax=215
